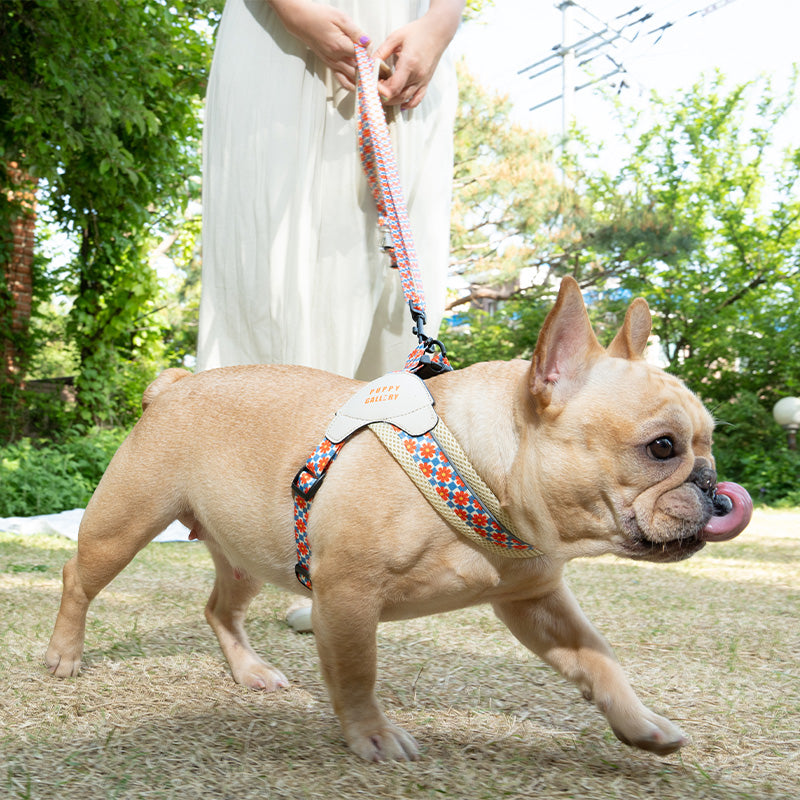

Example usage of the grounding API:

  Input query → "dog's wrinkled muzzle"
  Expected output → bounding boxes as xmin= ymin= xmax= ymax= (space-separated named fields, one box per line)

xmin=701 ymin=482 xmax=753 ymax=542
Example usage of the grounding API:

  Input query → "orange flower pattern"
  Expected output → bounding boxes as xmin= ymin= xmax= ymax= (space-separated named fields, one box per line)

xmin=292 ymin=437 xmax=344 ymax=590
xmin=394 ymin=426 xmax=535 ymax=553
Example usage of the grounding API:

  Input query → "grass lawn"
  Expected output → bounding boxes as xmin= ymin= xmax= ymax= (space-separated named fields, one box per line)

xmin=1 ymin=508 xmax=798 ymax=799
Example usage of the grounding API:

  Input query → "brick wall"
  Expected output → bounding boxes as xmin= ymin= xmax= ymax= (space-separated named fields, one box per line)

xmin=2 ymin=163 xmax=36 ymax=379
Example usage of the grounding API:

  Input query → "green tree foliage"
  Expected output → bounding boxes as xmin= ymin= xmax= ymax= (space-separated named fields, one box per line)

xmin=571 ymin=73 xmax=800 ymax=399
xmin=0 ymin=0 xmax=219 ymax=427
xmin=464 ymin=0 xmax=494 ymax=21
xmin=569 ymin=75 xmax=800 ymax=499
xmin=0 ymin=427 xmax=127 ymax=516
xmin=445 ymin=64 xmax=562 ymax=368
xmin=445 ymin=72 xmax=799 ymax=501
xmin=451 ymin=65 xmax=561 ymax=284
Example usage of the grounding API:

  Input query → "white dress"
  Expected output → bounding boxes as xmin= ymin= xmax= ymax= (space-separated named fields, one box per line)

xmin=198 ymin=0 xmax=458 ymax=380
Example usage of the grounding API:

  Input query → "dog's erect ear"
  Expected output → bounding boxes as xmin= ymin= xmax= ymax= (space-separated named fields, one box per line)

xmin=606 ymin=297 xmax=651 ymax=360
xmin=529 ymin=277 xmax=604 ymax=410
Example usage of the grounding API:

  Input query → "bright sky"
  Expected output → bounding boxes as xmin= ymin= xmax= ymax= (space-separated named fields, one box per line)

xmin=453 ymin=0 xmax=799 ymax=143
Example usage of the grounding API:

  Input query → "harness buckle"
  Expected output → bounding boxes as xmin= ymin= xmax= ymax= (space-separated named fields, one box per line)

xmin=295 ymin=562 xmax=312 ymax=586
xmin=291 ymin=468 xmax=326 ymax=501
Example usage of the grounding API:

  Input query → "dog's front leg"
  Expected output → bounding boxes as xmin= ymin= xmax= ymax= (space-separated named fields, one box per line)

xmin=310 ymin=586 xmax=419 ymax=762
xmin=493 ymin=581 xmax=687 ymax=755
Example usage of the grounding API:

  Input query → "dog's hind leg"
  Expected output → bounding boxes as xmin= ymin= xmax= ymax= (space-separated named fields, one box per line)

xmin=45 ymin=492 xmax=177 ymax=678
xmin=203 ymin=539 xmax=289 ymax=691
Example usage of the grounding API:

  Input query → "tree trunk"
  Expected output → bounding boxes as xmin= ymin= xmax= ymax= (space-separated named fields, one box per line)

xmin=2 ymin=163 xmax=37 ymax=382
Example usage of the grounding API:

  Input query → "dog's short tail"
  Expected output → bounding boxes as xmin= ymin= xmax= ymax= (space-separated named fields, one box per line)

xmin=142 ymin=368 xmax=192 ymax=411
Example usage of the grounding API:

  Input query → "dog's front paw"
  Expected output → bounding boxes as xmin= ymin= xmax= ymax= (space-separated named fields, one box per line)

xmin=610 ymin=706 xmax=687 ymax=756
xmin=345 ymin=720 xmax=420 ymax=762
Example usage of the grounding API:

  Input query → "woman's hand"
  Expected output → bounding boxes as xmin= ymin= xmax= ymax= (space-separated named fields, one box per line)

xmin=269 ymin=0 xmax=369 ymax=90
xmin=374 ymin=0 xmax=464 ymax=109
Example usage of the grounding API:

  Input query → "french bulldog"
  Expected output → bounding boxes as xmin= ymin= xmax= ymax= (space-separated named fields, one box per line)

xmin=45 ymin=277 xmax=752 ymax=762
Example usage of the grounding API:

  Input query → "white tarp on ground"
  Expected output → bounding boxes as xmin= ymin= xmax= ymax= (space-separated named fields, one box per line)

xmin=0 ymin=509 xmax=190 ymax=542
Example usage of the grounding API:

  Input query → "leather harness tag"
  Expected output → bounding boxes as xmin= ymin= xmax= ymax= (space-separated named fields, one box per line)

xmin=325 ymin=371 xmax=437 ymax=444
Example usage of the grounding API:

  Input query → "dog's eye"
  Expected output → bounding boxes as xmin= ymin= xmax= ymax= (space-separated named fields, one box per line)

xmin=648 ymin=437 xmax=675 ymax=460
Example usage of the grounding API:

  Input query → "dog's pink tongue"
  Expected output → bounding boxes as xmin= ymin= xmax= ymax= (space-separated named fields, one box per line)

xmin=701 ymin=482 xmax=753 ymax=542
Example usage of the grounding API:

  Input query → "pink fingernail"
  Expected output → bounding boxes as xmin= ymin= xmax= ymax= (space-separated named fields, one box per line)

xmin=359 ymin=35 xmax=370 ymax=46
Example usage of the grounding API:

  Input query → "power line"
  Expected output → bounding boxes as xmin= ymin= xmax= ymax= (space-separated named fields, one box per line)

xmin=519 ymin=0 xmax=741 ymax=133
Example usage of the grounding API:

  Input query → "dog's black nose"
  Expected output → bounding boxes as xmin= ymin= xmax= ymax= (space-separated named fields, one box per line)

xmin=690 ymin=463 xmax=717 ymax=494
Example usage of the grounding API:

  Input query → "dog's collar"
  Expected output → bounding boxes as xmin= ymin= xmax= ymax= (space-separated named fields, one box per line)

xmin=292 ymin=374 xmax=541 ymax=590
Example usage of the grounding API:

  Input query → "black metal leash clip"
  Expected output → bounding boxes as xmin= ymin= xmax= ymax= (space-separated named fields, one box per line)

xmin=408 ymin=301 xmax=452 ymax=380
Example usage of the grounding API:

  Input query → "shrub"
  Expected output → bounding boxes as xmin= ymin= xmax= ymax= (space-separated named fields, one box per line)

xmin=711 ymin=391 xmax=800 ymax=506
xmin=0 ymin=428 xmax=128 ymax=516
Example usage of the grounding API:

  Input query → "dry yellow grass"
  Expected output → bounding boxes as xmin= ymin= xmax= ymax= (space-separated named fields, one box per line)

xmin=1 ymin=508 xmax=798 ymax=799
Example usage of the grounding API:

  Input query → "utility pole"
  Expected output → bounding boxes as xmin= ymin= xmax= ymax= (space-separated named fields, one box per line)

xmin=519 ymin=1 xmax=633 ymax=151
xmin=559 ymin=0 xmax=577 ymax=146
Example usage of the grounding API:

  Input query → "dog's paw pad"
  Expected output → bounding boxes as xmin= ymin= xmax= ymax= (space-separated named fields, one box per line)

xmin=613 ymin=713 xmax=687 ymax=756
xmin=348 ymin=724 xmax=420 ymax=762
xmin=235 ymin=664 xmax=289 ymax=692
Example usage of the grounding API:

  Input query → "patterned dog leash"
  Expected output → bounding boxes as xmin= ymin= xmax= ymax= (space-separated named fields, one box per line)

xmin=291 ymin=46 xmax=539 ymax=590
xmin=354 ymin=43 xmax=451 ymax=378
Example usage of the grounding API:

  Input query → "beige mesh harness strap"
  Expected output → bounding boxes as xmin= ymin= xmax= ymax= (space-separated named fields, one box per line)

xmin=368 ymin=420 xmax=543 ymax=559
